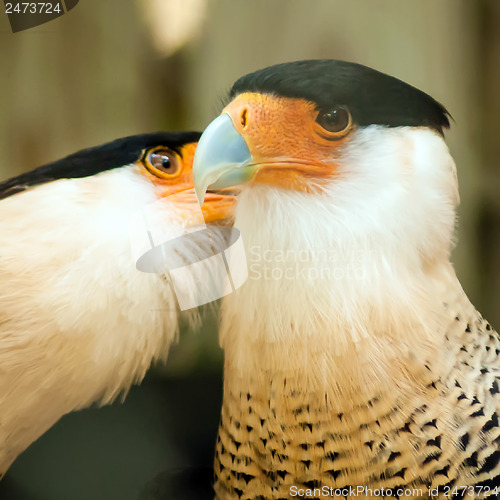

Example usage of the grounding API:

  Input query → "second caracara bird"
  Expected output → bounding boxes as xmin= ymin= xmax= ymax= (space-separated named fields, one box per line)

xmin=194 ymin=60 xmax=500 ymax=498
xmin=0 ymin=132 xmax=235 ymax=477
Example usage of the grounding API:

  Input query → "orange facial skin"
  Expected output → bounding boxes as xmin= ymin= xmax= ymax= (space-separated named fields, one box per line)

xmin=137 ymin=141 xmax=236 ymax=224
xmin=223 ymin=93 xmax=355 ymax=193
xmin=163 ymin=189 xmax=237 ymax=225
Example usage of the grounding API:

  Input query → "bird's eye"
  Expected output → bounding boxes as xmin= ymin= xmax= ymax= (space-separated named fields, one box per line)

xmin=144 ymin=148 xmax=181 ymax=178
xmin=315 ymin=106 xmax=352 ymax=138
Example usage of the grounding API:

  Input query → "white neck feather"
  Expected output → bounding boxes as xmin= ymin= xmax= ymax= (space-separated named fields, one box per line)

xmin=220 ymin=127 xmax=462 ymax=402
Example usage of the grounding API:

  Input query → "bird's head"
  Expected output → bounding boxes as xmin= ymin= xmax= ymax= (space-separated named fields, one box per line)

xmin=194 ymin=60 xmax=459 ymax=263
xmin=193 ymin=61 xmax=461 ymax=382
xmin=0 ymin=131 xmax=236 ymax=226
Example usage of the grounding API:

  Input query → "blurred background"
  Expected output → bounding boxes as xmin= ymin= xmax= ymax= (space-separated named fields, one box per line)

xmin=0 ymin=0 xmax=499 ymax=498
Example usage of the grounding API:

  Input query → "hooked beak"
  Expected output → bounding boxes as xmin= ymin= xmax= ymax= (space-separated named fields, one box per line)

xmin=193 ymin=114 xmax=253 ymax=205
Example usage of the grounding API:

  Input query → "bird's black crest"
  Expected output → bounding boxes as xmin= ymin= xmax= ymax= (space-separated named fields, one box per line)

xmin=0 ymin=131 xmax=201 ymax=200
xmin=230 ymin=60 xmax=450 ymax=134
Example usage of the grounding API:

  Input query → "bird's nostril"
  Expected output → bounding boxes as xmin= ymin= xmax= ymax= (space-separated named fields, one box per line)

xmin=240 ymin=108 xmax=248 ymax=128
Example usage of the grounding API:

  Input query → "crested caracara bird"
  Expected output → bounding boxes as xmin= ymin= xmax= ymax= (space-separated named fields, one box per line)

xmin=193 ymin=60 xmax=500 ymax=498
xmin=0 ymin=132 xmax=235 ymax=477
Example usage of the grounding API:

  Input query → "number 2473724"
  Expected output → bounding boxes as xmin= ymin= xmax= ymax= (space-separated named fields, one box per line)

xmin=5 ymin=3 xmax=62 ymax=14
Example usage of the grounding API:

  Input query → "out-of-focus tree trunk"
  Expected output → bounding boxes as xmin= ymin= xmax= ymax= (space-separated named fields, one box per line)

xmin=477 ymin=0 xmax=500 ymax=328
xmin=0 ymin=0 xmax=187 ymax=180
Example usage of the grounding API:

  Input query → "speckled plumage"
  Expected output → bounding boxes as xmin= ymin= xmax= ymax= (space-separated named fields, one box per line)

xmin=214 ymin=285 xmax=500 ymax=499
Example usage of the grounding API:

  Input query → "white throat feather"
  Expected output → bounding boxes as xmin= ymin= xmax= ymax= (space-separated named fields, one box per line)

xmin=220 ymin=127 xmax=462 ymax=404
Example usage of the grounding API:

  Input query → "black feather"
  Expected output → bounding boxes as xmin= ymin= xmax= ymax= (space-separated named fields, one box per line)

xmin=230 ymin=60 xmax=450 ymax=134
xmin=0 ymin=131 xmax=201 ymax=200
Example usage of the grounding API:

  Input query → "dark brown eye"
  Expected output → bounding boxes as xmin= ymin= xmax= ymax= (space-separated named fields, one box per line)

xmin=144 ymin=148 xmax=180 ymax=178
xmin=315 ymin=106 xmax=352 ymax=137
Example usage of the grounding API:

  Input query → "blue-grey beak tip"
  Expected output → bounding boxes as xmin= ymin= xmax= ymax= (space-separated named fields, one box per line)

xmin=193 ymin=114 xmax=252 ymax=205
